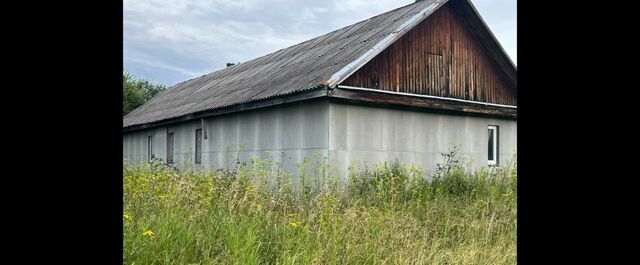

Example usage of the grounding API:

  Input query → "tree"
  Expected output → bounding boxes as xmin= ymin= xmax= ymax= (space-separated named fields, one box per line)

xmin=123 ymin=72 xmax=167 ymax=116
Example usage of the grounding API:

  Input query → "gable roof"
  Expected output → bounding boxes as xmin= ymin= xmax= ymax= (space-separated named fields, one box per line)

xmin=124 ymin=0 xmax=515 ymax=129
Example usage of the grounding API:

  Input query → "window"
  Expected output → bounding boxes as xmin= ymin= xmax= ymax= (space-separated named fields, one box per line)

xmin=195 ymin=129 xmax=202 ymax=164
xmin=147 ymin=135 xmax=153 ymax=162
xmin=166 ymin=133 xmax=174 ymax=164
xmin=488 ymin=126 xmax=498 ymax=165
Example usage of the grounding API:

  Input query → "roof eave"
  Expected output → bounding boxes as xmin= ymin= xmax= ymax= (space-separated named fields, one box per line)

xmin=122 ymin=86 xmax=329 ymax=133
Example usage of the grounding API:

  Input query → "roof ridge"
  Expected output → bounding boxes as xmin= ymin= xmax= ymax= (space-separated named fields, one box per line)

xmin=123 ymin=0 xmax=458 ymax=129
xmin=161 ymin=1 xmax=426 ymax=91
xmin=326 ymin=0 xmax=446 ymax=87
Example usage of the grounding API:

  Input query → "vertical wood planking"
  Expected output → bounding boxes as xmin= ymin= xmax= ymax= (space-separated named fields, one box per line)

xmin=342 ymin=4 xmax=515 ymax=105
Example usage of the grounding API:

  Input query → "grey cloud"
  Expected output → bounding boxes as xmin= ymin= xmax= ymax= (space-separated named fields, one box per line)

xmin=124 ymin=0 xmax=516 ymax=86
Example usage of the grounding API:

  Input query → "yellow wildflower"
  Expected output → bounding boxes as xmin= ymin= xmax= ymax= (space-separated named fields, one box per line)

xmin=289 ymin=222 xmax=299 ymax=228
xmin=123 ymin=214 xmax=132 ymax=221
xmin=142 ymin=230 xmax=155 ymax=238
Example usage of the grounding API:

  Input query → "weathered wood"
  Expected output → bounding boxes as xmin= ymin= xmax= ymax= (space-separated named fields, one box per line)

xmin=124 ymin=1 xmax=439 ymax=129
xmin=328 ymin=87 xmax=516 ymax=119
xmin=341 ymin=4 xmax=516 ymax=106
xmin=124 ymin=0 xmax=517 ymax=132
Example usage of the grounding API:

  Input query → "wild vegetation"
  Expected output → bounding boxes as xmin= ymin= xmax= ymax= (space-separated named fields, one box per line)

xmin=123 ymin=150 xmax=516 ymax=264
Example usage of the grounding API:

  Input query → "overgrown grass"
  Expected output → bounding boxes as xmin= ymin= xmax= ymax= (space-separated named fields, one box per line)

xmin=124 ymin=154 xmax=516 ymax=264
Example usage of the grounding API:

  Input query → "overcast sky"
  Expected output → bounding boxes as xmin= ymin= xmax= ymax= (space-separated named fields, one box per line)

xmin=124 ymin=0 xmax=516 ymax=86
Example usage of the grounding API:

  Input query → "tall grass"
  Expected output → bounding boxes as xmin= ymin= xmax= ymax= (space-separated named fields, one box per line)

xmin=124 ymin=153 xmax=516 ymax=264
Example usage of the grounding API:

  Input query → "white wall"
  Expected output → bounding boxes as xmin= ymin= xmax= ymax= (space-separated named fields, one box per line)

xmin=124 ymin=100 xmax=517 ymax=178
xmin=327 ymin=102 xmax=517 ymax=176
xmin=123 ymin=100 xmax=330 ymax=175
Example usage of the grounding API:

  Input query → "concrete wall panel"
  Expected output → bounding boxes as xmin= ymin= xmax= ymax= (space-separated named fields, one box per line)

xmin=328 ymin=102 xmax=517 ymax=176
xmin=124 ymin=100 xmax=330 ymax=175
xmin=124 ymin=99 xmax=516 ymax=178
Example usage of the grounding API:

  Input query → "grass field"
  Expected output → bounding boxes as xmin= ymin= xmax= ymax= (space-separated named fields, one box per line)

xmin=123 ymin=154 xmax=516 ymax=264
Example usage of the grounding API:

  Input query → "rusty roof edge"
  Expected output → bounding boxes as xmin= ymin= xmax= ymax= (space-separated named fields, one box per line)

xmin=325 ymin=0 xmax=448 ymax=88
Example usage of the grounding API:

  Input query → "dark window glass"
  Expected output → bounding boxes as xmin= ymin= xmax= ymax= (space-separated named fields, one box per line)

xmin=148 ymin=136 xmax=153 ymax=162
xmin=488 ymin=129 xmax=494 ymax=161
xmin=195 ymin=129 xmax=202 ymax=164
xmin=167 ymin=133 xmax=174 ymax=164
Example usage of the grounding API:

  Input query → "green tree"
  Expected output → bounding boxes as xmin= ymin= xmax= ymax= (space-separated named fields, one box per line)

xmin=123 ymin=72 xmax=166 ymax=116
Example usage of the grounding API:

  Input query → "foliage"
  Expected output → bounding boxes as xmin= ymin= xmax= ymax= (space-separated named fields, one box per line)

xmin=123 ymin=153 xmax=517 ymax=264
xmin=123 ymin=71 xmax=166 ymax=116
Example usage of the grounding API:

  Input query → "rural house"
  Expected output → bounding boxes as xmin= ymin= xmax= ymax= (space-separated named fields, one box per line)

xmin=123 ymin=0 xmax=517 ymax=176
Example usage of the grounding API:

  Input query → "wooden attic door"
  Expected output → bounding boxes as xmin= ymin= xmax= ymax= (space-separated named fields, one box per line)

xmin=341 ymin=4 xmax=516 ymax=105
xmin=427 ymin=50 xmax=446 ymax=97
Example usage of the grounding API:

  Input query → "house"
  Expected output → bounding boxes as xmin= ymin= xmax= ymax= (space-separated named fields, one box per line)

xmin=122 ymin=0 xmax=517 ymax=176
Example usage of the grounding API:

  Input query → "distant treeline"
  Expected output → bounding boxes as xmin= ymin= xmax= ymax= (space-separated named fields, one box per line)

xmin=123 ymin=71 xmax=166 ymax=116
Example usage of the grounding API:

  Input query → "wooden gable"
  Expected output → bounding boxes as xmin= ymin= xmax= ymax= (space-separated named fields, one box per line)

xmin=340 ymin=3 xmax=516 ymax=106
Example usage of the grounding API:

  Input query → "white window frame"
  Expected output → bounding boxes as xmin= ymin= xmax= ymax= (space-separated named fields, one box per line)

xmin=488 ymin=125 xmax=498 ymax=166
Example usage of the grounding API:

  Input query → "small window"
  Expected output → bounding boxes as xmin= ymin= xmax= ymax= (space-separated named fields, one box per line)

xmin=147 ymin=135 xmax=153 ymax=162
xmin=195 ymin=129 xmax=202 ymax=164
xmin=488 ymin=126 xmax=498 ymax=165
xmin=166 ymin=133 xmax=174 ymax=164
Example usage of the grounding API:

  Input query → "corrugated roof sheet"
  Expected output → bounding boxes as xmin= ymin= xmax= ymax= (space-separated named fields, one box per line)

xmin=123 ymin=0 xmax=445 ymax=128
